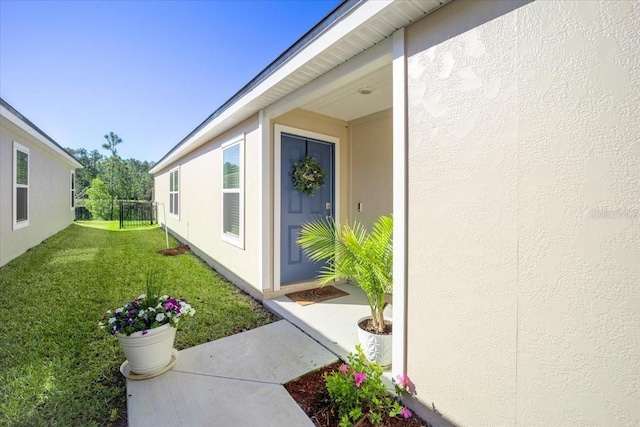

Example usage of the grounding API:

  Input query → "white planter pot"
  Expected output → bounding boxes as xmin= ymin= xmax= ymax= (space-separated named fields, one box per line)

xmin=356 ymin=316 xmax=392 ymax=368
xmin=116 ymin=323 xmax=177 ymax=375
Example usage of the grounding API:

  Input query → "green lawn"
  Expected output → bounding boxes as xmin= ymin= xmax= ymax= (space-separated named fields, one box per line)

xmin=0 ymin=223 xmax=278 ymax=426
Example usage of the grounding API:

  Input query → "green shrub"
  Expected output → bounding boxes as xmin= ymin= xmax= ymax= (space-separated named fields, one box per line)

xmin=325 ymin=345 xmax=414 ymax=426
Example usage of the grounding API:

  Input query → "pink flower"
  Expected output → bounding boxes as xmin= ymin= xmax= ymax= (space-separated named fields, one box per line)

xmin=396 ymin=373 xmax=410 ymax=389
xmin=400 ymin=407 xmax=413 ymax=419
xmin=340 ymin=364 xmax=349 ymax=374
xmin=353 ymin=371 xmax=367 ymax=387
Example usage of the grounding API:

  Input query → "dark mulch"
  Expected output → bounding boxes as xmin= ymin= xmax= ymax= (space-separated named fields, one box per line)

xmin=157 ymin=244 xmax=190 ymax=256
xmin=285 ymin=361 xmax=430 ymax=427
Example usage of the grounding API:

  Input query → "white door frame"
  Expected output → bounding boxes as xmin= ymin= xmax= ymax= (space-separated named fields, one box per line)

xmin=273 ymin=123 xmax=340 ymax=292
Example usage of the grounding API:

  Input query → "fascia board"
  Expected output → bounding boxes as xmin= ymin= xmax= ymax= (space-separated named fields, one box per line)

xmin=1 ymin=106 xmax=83 ymax=169
xmin=150 ymin=0 xmax=395 ymax=175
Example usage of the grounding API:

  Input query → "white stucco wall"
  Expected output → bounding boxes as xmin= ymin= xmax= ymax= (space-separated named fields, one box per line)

xmin=153 ymin=116 xmax=262 ymax=296
xmin=0 ymin=117 xmax=76 ymax=267
xmin=405 ymin=1 xmax=639 ymax=426
xmin=349 ymin=109 xmax=392 ymax=228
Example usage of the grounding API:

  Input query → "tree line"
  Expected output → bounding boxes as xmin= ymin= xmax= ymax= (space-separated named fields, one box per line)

xmin=67 ymin=132 xmax=154 ymax=220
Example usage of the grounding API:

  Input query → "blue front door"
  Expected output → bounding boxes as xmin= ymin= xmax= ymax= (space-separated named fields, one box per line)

xmin=280 ymin=133 xmax=334 ymax=284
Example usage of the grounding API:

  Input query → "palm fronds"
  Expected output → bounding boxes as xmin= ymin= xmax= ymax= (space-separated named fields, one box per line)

xmin=298 ymin=215 xmax=393 ymax=334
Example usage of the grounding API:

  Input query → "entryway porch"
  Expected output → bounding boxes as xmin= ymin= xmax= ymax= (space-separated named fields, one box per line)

xmin=264 ymin=282 xmax=393 ymax=362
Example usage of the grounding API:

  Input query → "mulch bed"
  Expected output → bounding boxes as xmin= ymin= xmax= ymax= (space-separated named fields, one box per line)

xmin=285 ymin=361 xmax=430 ymax=427
xmin=157 ymin=244 xmax=190 ymax=256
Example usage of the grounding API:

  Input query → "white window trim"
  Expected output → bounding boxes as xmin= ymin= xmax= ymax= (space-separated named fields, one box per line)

xmin=70 ymin=170 xmax=76 ymax=211
xmin=13 ymin=141 xmax=29 ymax=230
xmin=169 ymin=167 xmax=180 ymax=219
xmin=221 ymin=135 xmax=244 ymax=249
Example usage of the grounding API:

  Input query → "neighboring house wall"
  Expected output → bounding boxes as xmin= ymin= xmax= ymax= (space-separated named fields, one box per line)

xmin=0 ymin=115 xmax=76 ymax=267
xmin=154 ymin=115 xmax=262 ymax=297
xmin=349 ymin=109 xmax=392 ymax=227
xmin=405 ymin=1 xmax=639 ymax=426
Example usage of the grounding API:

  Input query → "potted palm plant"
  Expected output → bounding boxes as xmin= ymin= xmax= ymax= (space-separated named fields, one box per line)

xmin=298 ymin=215 xmax=393 ymax=366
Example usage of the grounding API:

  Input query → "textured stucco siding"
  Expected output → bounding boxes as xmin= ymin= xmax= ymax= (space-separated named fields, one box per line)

xmin=0 ymin=117 xmax=75 ymax=267
xmin=153 ymin=115 xmax=262 ymax=295
xmin=405 ymin=0 xmax=639 ymax=426
xmin=349 ymin=109 xmax=392 ymax=228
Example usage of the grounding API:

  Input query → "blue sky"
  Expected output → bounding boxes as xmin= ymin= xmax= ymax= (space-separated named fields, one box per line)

xmin=0 ymin=0 xmax=340 ymax=162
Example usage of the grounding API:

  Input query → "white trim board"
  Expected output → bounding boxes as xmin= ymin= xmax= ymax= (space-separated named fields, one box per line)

xmin=391 ymin=27 xmax=408 ymax=379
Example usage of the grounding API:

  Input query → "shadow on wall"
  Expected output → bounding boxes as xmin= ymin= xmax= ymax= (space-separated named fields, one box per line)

xmin=407 ymin=0 xmax=535 ymax=56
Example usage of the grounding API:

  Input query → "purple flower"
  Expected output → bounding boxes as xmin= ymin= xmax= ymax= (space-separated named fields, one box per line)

xmin=353 ymin=372 xmax=367 ymax=387
xmin=164 ymin=299 xmax=179 ymax=312
xmin=142 ymin=330 xmax=148 ymax=335
xmin=400 ymin=407 xmax=412 ymax=419
xmin=339 ymin=364 xmax=349 ymax=374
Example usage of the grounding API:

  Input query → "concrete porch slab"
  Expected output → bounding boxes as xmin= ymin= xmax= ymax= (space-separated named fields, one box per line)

xmin=264 ymin=283 xmax=392 ymax=362
xmin=127 ymin=320 xmax=337 ymax=426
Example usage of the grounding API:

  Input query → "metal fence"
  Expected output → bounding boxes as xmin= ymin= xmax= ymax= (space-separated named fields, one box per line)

xmin=75 ymin=206 xmax=93 ymax=221
xmin=119 ymin=200 xmax=155 ymax=228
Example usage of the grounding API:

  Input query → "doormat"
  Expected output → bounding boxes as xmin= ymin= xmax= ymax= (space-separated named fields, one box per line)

xmin=285 ymin=286 xmax=349 ymax=306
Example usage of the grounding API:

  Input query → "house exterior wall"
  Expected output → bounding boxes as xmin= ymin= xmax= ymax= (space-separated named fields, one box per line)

xmin=0 ymin=117 xmax=75 ymax=267
xmin=349 ymin=109 xmax=392 ymax=227
xmin=405 ymin=1 xmax=639 ymax=426
xmin=153 ymin=115 xmax=262 ymax=296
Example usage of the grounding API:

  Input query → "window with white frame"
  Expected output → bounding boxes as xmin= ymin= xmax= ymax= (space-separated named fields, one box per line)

xmin=222 ymin=137 xmax=244 ymax=247
xmin=169 ymin=168 xmax=179 ymax=217
xmin=70 ymin=171 xmax=75 ymax=210
xmin=13 ymin=142 xmax=29 ymax=229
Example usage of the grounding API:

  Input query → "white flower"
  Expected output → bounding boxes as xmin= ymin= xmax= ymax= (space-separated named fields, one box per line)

xmin=115 ymin=307 xmax=123 ymax=314
xmin=137 ymin=294 xmax=146 ymax=300
xmin=148 ymin=307 xmax=156 ymax=313
xmin=108 ymin=317 xmax=117 ymax=324
xmin=137 ymin=310 xmax=145 ymax=317
xmin=155 ymin=313 xmax=165 ymax=322
xmin=189 ymin=308 xmax=196 ymax=316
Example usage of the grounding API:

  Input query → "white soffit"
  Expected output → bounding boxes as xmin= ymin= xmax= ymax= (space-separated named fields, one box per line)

xmin=300 ymin=64 xmax=392 ymax=121
xmin=151 ymin=0 xmax=448 ymax=173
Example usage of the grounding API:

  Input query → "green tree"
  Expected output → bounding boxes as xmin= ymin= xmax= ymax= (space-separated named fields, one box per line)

xmin=102 ymin=132 xmax=123 ymax=219
xmin=66 ymin=147 xmax=104 ymax=199
xmin=85 ymin=177 xmax=117 ymax=220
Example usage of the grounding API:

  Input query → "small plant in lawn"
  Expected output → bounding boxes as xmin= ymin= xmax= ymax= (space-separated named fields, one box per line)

xmin=325 ymin=344 xmax=415 ymax=426
xmin=99 ymin=270 xmax=196 ymax=336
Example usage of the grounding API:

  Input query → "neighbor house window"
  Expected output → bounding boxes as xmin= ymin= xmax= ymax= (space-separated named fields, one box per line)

xmin=222 ymin=136 xmax=244 ymax=248
xmin=13 ymin=142 xmax=29 ymax=229
xmin=169 ymin=168 xmax=179 ymax=217
xmin=70 ymin=171 xmax=75 ymax=210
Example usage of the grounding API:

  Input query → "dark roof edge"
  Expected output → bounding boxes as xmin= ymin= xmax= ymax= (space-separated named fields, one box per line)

xmin=0 ymin=97 xmax=82 ymax=167
xmin=154 ymin=0 xmax=363 ymax=168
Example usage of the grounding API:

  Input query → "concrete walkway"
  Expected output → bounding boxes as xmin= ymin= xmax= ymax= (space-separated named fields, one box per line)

xmin=127 ymin=320 xmax=338 ymax=426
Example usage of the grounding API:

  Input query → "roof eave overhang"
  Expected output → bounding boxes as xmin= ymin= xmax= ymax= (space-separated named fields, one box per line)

xmin=150 ymin=0 xmax=448 ymax=175
xmin=1 ymin=104 xmax=83 ymax=169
